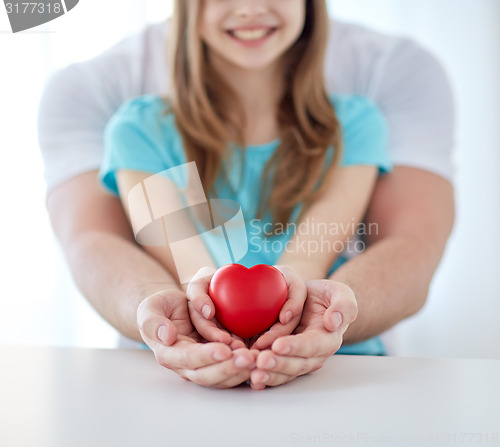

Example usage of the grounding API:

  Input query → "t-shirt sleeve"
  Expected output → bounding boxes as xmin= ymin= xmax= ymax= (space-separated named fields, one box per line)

xmin=369 ymin=39 xmax=456 ymax=182
xmin=99 ymin=96 xmax=171 ymax=196
xmin=37 ymin=30 xmax=148 ymax=192
xmin=37 ymin=63 xmax=115 ymax=191
xmin=333 ymin=95 xmax=391 ymax=174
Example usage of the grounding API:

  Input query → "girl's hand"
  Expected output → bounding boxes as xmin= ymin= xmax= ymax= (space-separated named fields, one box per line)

xmin=186 ymin=266 xmax=247 ymax=349
xmin=186 ymin=265 xmax=307 ymax=350
xmin=249 ymin=265 xmax=307 ymax=350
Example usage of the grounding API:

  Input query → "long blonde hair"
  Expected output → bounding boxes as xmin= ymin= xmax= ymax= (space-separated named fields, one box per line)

xmin=164 ymin=0 xmax=342 ymax=231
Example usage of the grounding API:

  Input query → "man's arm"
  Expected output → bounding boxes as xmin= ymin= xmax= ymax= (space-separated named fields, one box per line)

xmin=332 ymin=35 xmax=456 ymax=342
xmin=46 ymin=170 xmax=179 ymax=342
xmin=249 ymin=166 xmax=454 ymax=388
xmin=47 ymin=170 xmax=259 ymax=388
xmin=333 ymin=166 xmax=454 ymax=344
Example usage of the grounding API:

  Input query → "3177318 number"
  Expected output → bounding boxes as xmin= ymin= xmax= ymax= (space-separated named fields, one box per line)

xmin=4 ymin=3 xmax=62 ymax=14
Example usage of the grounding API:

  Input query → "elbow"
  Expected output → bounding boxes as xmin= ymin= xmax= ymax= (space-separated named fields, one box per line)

xmin=405 ymin=284 xmax=430 ymax=319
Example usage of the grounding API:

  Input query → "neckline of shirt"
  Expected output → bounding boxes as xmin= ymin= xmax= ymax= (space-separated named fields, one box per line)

xmin=243 ymin=139 xmax=281 ymax=151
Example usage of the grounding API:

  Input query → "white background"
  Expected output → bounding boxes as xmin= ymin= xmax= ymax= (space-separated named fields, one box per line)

xmin=0 ymin=0 xmax=499 ymax=358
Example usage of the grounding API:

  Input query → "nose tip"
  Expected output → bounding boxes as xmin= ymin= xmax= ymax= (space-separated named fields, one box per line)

xmin=234 ymin=0 xmax=268 ymax=18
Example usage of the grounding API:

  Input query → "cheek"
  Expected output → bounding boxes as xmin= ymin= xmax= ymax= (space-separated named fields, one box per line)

xmin=199 ymin=20 xmax=219 ymax=48
xmin=284 ymin=4 xmax=306 ymax=41
xmin=200 ymin=5 xmax=231 ymax=46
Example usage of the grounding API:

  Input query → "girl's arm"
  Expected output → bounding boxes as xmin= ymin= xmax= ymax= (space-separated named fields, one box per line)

xmin=116 ymin=169 xmax=306 ymax=347
xmin=116 ymin=169 xmax=217 ymax=290
xmin=277 ymin=165 xmax=378 ymax=281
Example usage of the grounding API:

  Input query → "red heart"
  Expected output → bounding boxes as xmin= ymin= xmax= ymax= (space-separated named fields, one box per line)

xmin=208 ymin=264 xmax=288 ymax=339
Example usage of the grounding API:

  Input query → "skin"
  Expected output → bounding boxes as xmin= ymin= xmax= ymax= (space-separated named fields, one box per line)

xmin=200 ymin=0 xmax=306 ymax=73
xmin=200 ymin=0 xmax=306 ymax=144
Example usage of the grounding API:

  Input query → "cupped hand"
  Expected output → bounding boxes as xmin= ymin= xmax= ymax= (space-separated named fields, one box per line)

xmin=185 ymin=266 xmax=248 ymax=347
xmin=250 ymin=279 xmax=358 ymax=390
xmin=137 ymin=288 xmax=256 ymax=389
xmin=249 ymin=264 xmax=307 ymax=350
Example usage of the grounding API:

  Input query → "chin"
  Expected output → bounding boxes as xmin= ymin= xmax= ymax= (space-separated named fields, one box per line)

xmin=230 ymin=57 xmax=278 ymax=72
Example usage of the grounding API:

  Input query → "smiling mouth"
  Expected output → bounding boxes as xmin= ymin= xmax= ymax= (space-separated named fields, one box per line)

xmin=227 ymin=27 xmax=276 ymax=41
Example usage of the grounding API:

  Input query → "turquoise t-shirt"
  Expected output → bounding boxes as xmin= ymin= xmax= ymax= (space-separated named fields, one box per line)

xmin=99 ymin=94 xmax=392 ymax=356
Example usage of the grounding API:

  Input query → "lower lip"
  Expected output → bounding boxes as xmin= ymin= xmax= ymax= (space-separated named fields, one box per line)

xmin=227 ymin=29 xmax=276 ymax=48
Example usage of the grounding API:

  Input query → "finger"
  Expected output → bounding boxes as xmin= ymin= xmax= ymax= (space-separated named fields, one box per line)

xmin=212 ymin=370 xmax=252 ymax=389
xmin=271 ymin=329 xmax=343 ymax=359
xmin=250 ymin=381 xmax=266 ymax=391
xmin=183 ymin=348 xmax=255 ymax=388
xmin=250 ymin=315 xmax=301 ymax=351
xmin=230 ymin=333 xmax=245 ymax=344
xmin=186 ymin=266 xmax=218 ymax=319
xmin=305 ymin=280 xmax=358 ymax=332
xmin=154 ymin=338 xmax=232 ymax=371
xmin=250 ymin=369 xmax=294 ymax=388
xmin=229 ymin=337 xmax=247 ymax=350
xmin=256 ymin=349 xmax=324 ymax=377
xmin=187 ymin=301 xmax=233 ymax=344
xmin=274 ymin=265 xmax=307 ymax=324
xmin=212 ymin=349 xmax=257 ymax=388
xmin=251 ymin=265 xmax=307 ymax=351
xmin=249 ymin=348 xmax=261 ymax=359
xmin=137 ymin=292 xmax=185 ymax=346
xmin=322 ymin=282 xmax=358 ymax=332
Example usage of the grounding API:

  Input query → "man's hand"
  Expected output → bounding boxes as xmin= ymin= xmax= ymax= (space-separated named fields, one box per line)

xmin=250 ymin=279 xmax=358 ymax=390
xmin=137 ymin=289 xmax=257 ymax=389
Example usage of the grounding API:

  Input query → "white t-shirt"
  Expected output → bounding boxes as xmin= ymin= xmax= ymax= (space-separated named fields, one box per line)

xmin=37 ymin=18 xmax=455 ymax=191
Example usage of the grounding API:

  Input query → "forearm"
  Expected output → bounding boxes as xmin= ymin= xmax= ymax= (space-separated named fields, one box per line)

xmin=277 ymin=253 xmax=328 ymax=283
xmin=65 ymin=231 xmax=180 ymax=342
xmin=330 ymin=233 xmax=443 ymax=344
xmin=277 ymin=166 xmax=377 ymax=282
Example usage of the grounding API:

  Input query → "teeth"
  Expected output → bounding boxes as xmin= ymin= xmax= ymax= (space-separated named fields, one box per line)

xmin=231 ymin=28 xmax=270 ymax=41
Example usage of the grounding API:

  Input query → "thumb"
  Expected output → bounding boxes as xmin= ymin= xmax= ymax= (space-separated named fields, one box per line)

xmin=137 ymin=291 xmax=183 ymax=346
xmin=321 ymin=281 xmax=358 ymax=332
xmin=186 ymin=266 xmax=217 ymax=319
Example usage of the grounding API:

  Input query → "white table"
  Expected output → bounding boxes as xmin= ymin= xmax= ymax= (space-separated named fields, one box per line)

xmin=0 ymin=345 xmax=499 ymax=447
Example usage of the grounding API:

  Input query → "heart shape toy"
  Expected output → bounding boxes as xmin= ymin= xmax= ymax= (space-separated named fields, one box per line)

xmin=208 ymin=264 xmax=288 ymax=339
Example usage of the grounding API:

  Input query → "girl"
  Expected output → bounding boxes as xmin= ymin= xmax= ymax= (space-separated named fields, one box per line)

xmin=100 ymin=0 xmax=391 ymax=387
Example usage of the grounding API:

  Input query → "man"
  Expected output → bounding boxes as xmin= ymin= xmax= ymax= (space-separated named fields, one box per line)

xmin=38 ymin=17 xmax=455 ymax=389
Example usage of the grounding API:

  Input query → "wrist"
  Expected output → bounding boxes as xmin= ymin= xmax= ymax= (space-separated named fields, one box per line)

xmin=138 ymin=281 xmax=182 ymax=300
xmin=130 ymin=283 xmax=184 ymax=330
xmin=275 ymin=259 xmax=325 ymax=282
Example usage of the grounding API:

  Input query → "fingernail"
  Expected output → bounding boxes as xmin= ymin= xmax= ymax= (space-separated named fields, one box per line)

xmin=285 ymin=310 xmax=293 ymax=324
xmin=332 ymin=311 xmax=343 ymax=329
xmin=265 ymin=357 xmax=276 ymax=369
xmin=260 ymin=373 xmax=270 ymax=383
xmin=213 ymin=350 xmax=228 ymax=362
xmin=277 ymin=345 xmax=291 ymax=355
xmin=202 ymin=304 xmax=211 ymax=319
xmin=234 ymin=356 xmax=250 ymax=368
xmin=157 ymin=325 xmax=169 ymax=344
